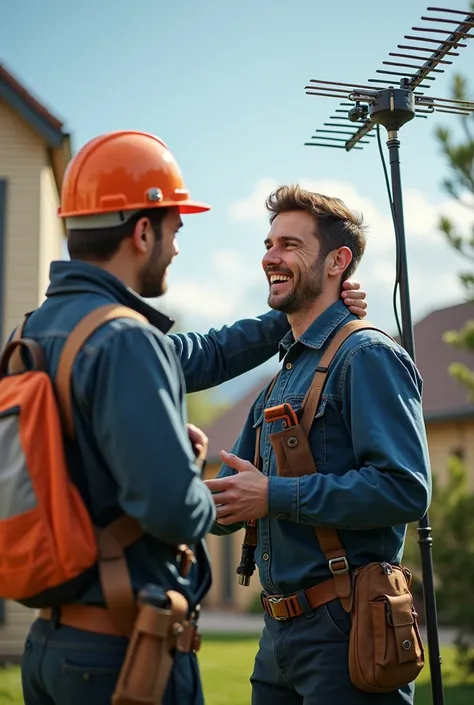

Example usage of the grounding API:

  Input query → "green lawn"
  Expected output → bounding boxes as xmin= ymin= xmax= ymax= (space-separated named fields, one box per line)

xmin=1 ymin=635 xmax=473 ymax=704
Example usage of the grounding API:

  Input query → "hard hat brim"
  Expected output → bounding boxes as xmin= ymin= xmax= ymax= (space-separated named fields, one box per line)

xmin=176 ymin=200 xmax=211 ymax=214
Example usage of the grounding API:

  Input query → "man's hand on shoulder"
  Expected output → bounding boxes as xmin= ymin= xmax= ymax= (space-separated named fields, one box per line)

xmin=341 ymin=279 xmax=367 ymax=318
xmin=204 ymin=451 xmax=268 ymax=524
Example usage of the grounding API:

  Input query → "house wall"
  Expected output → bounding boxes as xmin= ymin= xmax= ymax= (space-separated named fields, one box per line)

xmin=426 ymin=418 xmax=474 ymax=489
xmin=0 ymin=100 xmax=53 ymax=345
xmin=38 ymin=164 xmax=64 ymax=302
xmin=0 ymin=100 xmax=64 ymax=660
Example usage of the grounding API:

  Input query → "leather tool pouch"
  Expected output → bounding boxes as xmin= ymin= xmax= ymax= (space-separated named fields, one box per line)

xmin=268 ymin=424 xmax=317 ymax=478
xmin=112 ymin=588 xmax=188 ymax=705
xmin=349 ymin=562 xmax=424 ymax=692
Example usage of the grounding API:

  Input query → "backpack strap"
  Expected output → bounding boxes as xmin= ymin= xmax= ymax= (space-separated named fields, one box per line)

xmin=4 ymin=314 xmax=34 ymax=374
xmin=54 ymin=303 xmax=149 ymax=637
xmin=55 ymin=304 xmax=147 ymax=439
xmin=0 ymin=337 xmax=46 ymax=375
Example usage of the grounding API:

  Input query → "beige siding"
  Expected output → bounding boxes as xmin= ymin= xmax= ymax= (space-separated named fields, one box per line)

xmin=0 ymin=100 xmax=46 ymax=345
xmin=0 ymin=101 xmax=64 ymax=657
xmin=38 ymin=164 xmax=64 ymax=303
xmin=0 ymin=602 xmax=34 ymax=659
xmin=426 ymin=419 xmax=474 ymax=489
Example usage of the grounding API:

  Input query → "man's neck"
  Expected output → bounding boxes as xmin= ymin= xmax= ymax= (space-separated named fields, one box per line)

xmin=288 ymin=290 xmax=339 ymax=340
xmin=81 ymin=256 xmax=139 ymax=294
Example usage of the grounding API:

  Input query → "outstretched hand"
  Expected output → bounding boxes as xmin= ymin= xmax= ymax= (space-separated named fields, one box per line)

xmin=204 ymin=451 xmax=268 ymax=524
xmin=341 ymin=280 xmax=367 ymax=318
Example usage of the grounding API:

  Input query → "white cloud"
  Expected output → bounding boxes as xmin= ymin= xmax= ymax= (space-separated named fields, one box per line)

xmin=229 ymin=178 xmax=279 ymax=222
xmin=228 ymin=178 xmax=472 ymax=254
xmin=155 ymin=178 xmax=470 ymax=337
xmin=370 ymin=260 xmax=394 ymax=284
xmin=211 ymin=249 xmax=241 ymax=272
xmin=160 ymin=281 xmax=238 ymax=320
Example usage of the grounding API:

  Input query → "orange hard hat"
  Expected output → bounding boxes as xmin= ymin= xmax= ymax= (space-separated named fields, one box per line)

xmin=58 ymin=130 xmax=210 ymax=227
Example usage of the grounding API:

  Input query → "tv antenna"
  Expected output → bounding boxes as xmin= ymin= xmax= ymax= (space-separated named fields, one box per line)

xmin=303 ymin=6 xmax=474 ymax=705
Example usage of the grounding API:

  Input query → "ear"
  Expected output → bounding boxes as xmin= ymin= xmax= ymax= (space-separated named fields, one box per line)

xmin=327 ymin=246 xmax=353 ymax=278
xmin=130 ymin=217 xmax=152 ymax=254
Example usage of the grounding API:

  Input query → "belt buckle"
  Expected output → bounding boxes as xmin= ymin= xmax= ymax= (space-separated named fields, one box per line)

xmin=267 ymin=596 xmax=288 ymax=621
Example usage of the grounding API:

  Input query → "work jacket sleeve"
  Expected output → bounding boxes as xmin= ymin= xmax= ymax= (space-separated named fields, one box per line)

xmin=168 ymin=310 xmax=289 ymax=393
xmin=86 ymin=325 xmax=216 ymax=545
xmin=268 ymin=343 xmax=432 ymax=529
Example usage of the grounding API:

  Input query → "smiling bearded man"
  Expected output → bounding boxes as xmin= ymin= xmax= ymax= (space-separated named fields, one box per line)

xmin=205 ymin=184 xmax=431 ymax=705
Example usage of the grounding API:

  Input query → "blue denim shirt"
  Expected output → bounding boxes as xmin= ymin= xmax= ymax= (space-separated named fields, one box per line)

xmin=211 ymin=300 xmax=431 ymax=596
xmin=13 ymin=260 xmax=289 ymax=610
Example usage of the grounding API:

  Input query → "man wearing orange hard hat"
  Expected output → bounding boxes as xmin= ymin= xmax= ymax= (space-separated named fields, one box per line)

xmin=14 ymin=130 xmax=366 ymax=705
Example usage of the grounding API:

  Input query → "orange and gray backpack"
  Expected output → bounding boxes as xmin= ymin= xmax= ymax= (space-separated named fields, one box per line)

xmin=0 ymin=304 xmax=149 ymax=635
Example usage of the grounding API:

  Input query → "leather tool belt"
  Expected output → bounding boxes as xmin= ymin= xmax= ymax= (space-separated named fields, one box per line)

xmin=38 ymin=604 xmax=201 ymax=654
xmin=261 ymin=578 xmax=337 ymax=621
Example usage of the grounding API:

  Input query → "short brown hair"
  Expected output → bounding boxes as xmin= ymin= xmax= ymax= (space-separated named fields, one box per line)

xmin=67 ymin=207 xmax=169 ymax=261
xmin=265 ymin=184 xmax=367 ymax=279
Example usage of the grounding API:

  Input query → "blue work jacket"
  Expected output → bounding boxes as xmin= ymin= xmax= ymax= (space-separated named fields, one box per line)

xmin=211 ymin=300 xmax=432 ymax=596
xmin=13 ymin=260 xmax=289 ymax=611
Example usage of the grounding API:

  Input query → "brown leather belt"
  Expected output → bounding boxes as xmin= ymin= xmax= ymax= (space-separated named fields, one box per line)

xmin=261 ymin=578 xmax=338 ymax=620
xmin=38 ymin=605 xmax=201 ymax=653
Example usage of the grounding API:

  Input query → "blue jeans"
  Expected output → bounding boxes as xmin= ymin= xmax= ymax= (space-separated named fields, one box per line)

xmin=250 ymin=598 xmax=415 ymax=705
xmin=21 ymin=617 xmax=203 ymax=705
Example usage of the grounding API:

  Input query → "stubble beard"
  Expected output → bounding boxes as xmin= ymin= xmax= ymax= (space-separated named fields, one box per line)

xmin=268 ymin=256 xmax=326 ymax=314
xmin=138 ymin=239 xmax=169 ymax=298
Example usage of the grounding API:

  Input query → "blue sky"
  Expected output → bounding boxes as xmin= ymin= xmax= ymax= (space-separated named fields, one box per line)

xmin=2 ymin=0 xmax=473 ymax=398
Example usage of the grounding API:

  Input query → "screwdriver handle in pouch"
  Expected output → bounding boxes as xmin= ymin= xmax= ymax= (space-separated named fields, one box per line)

xmin=112 ymin=585 xmax=188 ymax=705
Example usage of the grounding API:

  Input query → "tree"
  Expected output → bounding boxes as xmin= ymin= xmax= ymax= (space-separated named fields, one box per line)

xmin=423 ymin=11 xmax=474 ymax=673
xmin=435 ymin=1 xmax=474 ymax=393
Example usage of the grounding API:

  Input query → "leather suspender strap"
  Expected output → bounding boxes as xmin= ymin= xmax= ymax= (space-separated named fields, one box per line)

xmin=299 ymin=320 xmax=387 ymax=434
xmin=254 ymin=374 xmax=280 ymax=468
xmin=260 ymin=320 xmax=392 ymax=612
xmin=242 ymin=375 xmax=280 ymax=546
xmin=299 ymin=320 xmax=391 ymax=610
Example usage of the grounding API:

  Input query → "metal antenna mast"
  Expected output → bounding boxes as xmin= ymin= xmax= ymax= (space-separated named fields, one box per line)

xmin=303 ymin=6 xmax=474 ymax=705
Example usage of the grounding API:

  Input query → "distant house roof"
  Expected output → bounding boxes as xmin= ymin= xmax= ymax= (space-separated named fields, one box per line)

xmin=203 ymin=300 xmax=474 ymax=462
xmin=0 ymin=63 xmax=72 ymax=195
xmin=411 ymin=300 xmax=474 ymax=422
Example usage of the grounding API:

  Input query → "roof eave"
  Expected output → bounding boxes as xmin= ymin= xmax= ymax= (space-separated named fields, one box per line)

xmin=424 ymin=406 xmax=474 ymax=424
xmin=0 ymin=75 xmax=66 ymax=150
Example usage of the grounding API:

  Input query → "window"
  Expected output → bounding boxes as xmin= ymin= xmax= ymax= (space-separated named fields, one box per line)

xmin=0 ymin=599 xmax=5 ymax=626
xmin=0 ymin=179 xmax=7 ymax=345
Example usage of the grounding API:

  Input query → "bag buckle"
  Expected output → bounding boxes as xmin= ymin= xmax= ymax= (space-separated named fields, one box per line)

xmin=328 ymin=556 xmax=349 ymax=575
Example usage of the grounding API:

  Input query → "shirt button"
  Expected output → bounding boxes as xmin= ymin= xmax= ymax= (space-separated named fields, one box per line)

xmin=262 ymin=552 xmax=270 ymax=561
xmin=285 ymin=362 xmax=293 ymax=370
xmin=277 ymin=513 xmax=288 ymax=520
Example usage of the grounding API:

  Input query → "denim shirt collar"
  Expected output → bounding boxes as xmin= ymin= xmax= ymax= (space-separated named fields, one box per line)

xmin=278 ymin=299 xmax=352 ymax=359
xmin=45 ymin=260 xmax=175 ymax=334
